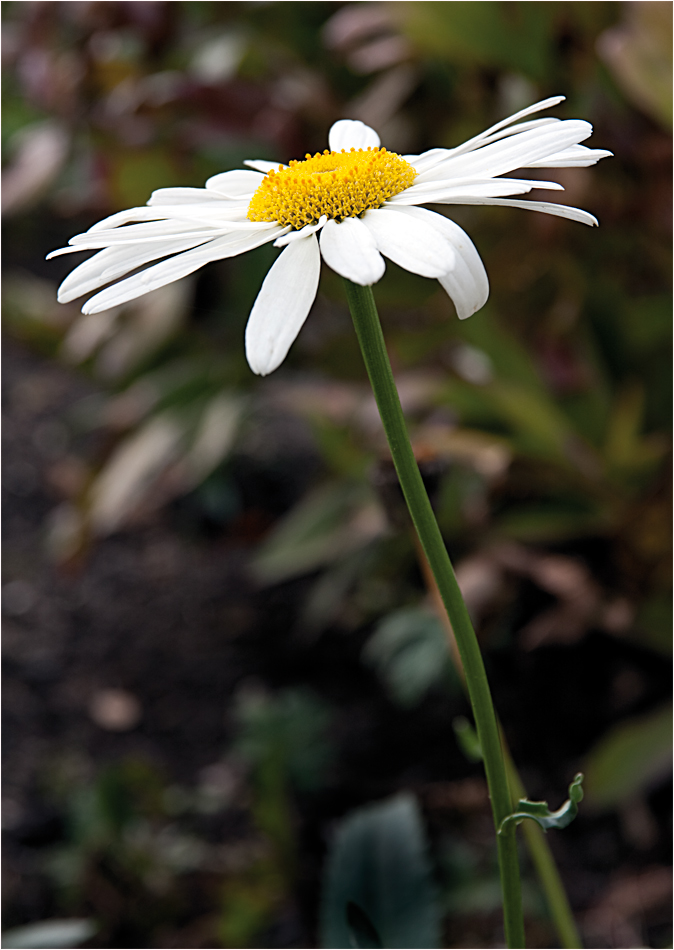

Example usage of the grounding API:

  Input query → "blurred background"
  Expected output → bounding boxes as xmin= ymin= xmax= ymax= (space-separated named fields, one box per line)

xmin=2 ymin=2 xmax=671 ymax=948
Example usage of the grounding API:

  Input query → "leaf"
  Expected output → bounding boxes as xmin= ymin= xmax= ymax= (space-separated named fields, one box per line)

xmin=183 ymin=392 xmax=245 ymax=483
xmin=452 ymin=716 xmax=483 ymax=763
xmin=597 ymin=2 xmax=673 ymax=130
xmin=363 ymin=607 xmax=454 ymax=707
xmin=1 ymin=919 xmax=97 ymax=949
xmin=234 ymin=688 xmax=332 ymax=794
xmin=498 ymin=773 xmax=584 ymax=835
xmin=583 ymin=703 xmax=673 ymax=809
xmin=320 ymin=793 xmax=441 ymax=949
xmin=251 ymin=482 xmax=386 ymax=585
xmin=87 ymin=413 xmax=185 ymax=534
xmin=397 ymin=2 xmax=556 ymax=80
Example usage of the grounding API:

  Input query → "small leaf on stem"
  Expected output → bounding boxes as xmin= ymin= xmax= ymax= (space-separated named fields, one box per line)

xmin=498 ymin=773 xmax=584 ymax=835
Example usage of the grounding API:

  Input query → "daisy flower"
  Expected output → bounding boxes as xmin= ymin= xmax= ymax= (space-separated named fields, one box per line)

xmin=49 ymin=96 xmax=611 ymax=376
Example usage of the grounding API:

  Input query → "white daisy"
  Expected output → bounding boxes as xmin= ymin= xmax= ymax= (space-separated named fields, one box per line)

xmin=49 ymin=96 xmax=611 ymax=376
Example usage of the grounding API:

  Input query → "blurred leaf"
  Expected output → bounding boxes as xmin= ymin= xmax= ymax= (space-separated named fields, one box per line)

xmin=620 ymin=296 xmax=673 ymax=353
xmin=218 ymin=860 xmax=284 ymax=950
xmin=183 ymin=392 xmax=245 ymax=483
xmin=87 ymin=412 xmax=185 ymax=534
xmin=495 ymin=501 xmax=608 ymax=543
xmin=449 ymin=307 xmax=547 ymax=395
xmin=487 ymin=379 xmax=584 ymax=465
xmin=301 ymin=546 xmax=379 ymax=634
xmin=108 ymin=148 xmax=182 ymax=208
xmin=602 ymin=382 xmax=666 ymax=479
xmin=1 ymin=919 xmax=97 ymax=949
xmin=398 ymin=1 xmax=557 ymax=81
xmin=583 ymin=703 xmax=673 ymax=809
xmin=1 ymin=121 xmax=69 ymax=216
xmin=499 ymin=773 xmax=584 ymax=834
xmin=363 ymin=606 xmax=454 ymax=707
xmin=234 ymin=689 xmax=332 ymax=794
xmin=598 ymin=1 xmax=673 ymax=129
xmin=90 ymin=281 xmax=192 ymax=381
xmin=251 ymin=482 xmax=386 ymax=584
xmin=320 ymin=793 xmax=441 ymax=949
xmin=452 ymin=716 xmax=483 ymax=763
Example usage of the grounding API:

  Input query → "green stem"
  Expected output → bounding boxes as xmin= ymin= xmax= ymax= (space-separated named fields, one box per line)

xmin=418 ymin=534 xmax=581 ymax=948
xmin=344 ymin=279 xmax=525 ymax=949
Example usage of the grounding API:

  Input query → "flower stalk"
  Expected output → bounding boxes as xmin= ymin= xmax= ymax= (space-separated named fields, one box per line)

xmin=344 ymin=278 xmax=525 ymax=948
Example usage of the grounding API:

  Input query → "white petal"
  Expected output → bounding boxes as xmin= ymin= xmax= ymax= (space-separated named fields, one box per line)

xmin=415 ymin=121 xmax=593 ymax=183
xmin=328 ymin=119 xmax=380 ymax=152
xmin=57 ymin=236 xmax=214 ymax=303
xmin=452 ymin=96 xmax=566 ymax=154
xmin=445 ymin=196 xmax=599 ymax=226
xmin=387 ymin=207 xmax=489 ymax=320
xmin=245 ymin=234 xmax=321 ymax=376
xmin=525 ymin=145 xmax=613 ymax=167
xmin=84 ymin=202 xmax=249 ymax=233
xmin=404 ymin=103 xmax=566 ymax=174
xmin=405 ymin=125 xmax=560 ymax=173
xmin=405 ymin=147 xmax=454 ymax=173
xmin=361 ymin=208 xmax=454 ymax=278
xmin=274 ymin=215 xmax=327 ymax=247
xmin=205 ymin=169 xmax=265 ymax=196
xmin=244 ymin=159 xmax=287 ymax=173
xmin=46 ymin=212 xmax=261 ymax=261
xmin=82 ymin=227 xmax=286 ymax=313
xmin=319 ymin=217 xmax=385 ymax=286
xmin=458 ymin=117 xmax=560 ymax=149
xmin=147 ymin=187 xmax=225 ymax=206
xmin=65 ymin=220 xmax=234 ymax=248
xmin=388 ymin=176 xmax=563 ymax=206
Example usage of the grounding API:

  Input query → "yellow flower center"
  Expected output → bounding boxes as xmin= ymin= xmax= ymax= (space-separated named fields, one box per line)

xmin=247 ymin=147 xmax=417 ymax=230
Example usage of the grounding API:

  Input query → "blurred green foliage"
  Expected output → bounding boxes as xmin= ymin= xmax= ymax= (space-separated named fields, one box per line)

xmin=320 ymin=793 xmax=441 ymax=949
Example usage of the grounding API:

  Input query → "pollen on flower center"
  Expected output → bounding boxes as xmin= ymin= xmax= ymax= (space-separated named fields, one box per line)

xmin=247 ymin=147 xmax=417 ymax=230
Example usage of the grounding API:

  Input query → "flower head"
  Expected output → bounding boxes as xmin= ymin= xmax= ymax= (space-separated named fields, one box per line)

xmin=49 ymin=97 xmax=611 ymax=376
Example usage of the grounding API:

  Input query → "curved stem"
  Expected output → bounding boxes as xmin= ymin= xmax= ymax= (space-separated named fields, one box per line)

xmin=343 ymin=279 xmax=525 ymax=949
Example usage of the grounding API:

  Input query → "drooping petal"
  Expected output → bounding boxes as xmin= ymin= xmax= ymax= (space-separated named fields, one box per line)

xmin=328 ymin=119 xmax=381 ymax=152
xmin=57 ymin=220 xmax=235 ymax=249
xmin=274 ymin=215 xmax=327 ymax=247
xmin=319 ymin=217 xmax=385 ymax=286
xmin=245 ymin=233 xmax=321 ymax=376
xmin=387 ymin=207 xmax=489 ymax=320
xmin=57 ymin=236 xmax=216 ymax=303
xmin=388 ymin=176 xmax=563 ymax=206
xmin=525 ymin=144 xmax=613 ymax=167
xmin=444 ymin=196 xmax=599 ymax=226
xmin=69 ymin=202 xmax=250 ymax=236
xmin=82 ymin=227 xmax=286 ymax=314
xmin=48 ymin=218 xmax=275 ymax=259
xmin=361 ymin=207 xmax=455 ymax=278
